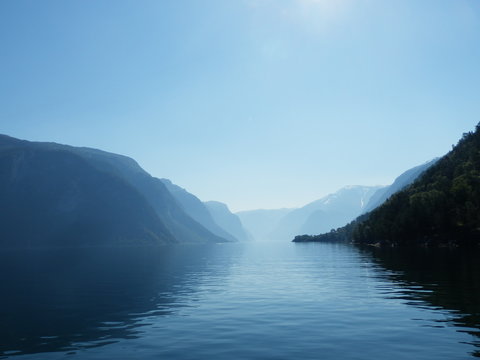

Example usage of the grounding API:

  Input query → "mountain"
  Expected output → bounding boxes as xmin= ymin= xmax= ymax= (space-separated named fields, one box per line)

xmin=0 ymin=137 xmax=173 ymax=247
xmin=204 ymin=201 xmax=252 ymax=242
xmin=0 ymin=134 xmax=228 ymax=247
xmin=269 ymin=186 xmax=383 ymax=242
xmin=241 ymin=160 xmax=438 ymax=243
xmin=295 ymin=124 xmax=480 ymax=246
xmin=236 ymin=208 xmax=294 ymax=242
xmin=362 ymin=158 xmax=438 ymax=214
xmin=159 ymin=179 xmax=238 ymax=242
xmin=62 ymin=145 xmax=229 ymax=244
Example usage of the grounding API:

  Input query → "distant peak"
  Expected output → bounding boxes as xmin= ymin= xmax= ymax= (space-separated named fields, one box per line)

xmin=205 ymin=201 xmax=230 ymax=211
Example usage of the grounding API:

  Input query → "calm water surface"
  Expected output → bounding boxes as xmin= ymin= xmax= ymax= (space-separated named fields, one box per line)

xmin=0 ymin=242 xmax=479 ymax=359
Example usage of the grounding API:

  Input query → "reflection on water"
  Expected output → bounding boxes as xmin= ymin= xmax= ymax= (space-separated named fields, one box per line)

xmin=0 ymin=242 xmax=479 ymax=359
xmin=0 ymin=245 xmax=236 ymax=357
xmin=362 ymin=246 xmax=480 ymax=357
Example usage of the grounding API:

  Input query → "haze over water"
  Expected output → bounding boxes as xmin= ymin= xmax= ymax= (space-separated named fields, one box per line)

xmin=2 ymin=242 xmax=479 ymax=360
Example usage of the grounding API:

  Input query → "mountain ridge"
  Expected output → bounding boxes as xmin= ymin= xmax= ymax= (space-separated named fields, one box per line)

xmin=159 ymin=179 xmax=238 ymax=242
xmin=362 ymin=158 xmax=438 ymax=214
xmin=204 ymin=201 xmax=252 ymax=242
xmin=0 ymin=145 xmax=175 ymax=247
xmin=0 ymin=134 xmax=230 ymax=247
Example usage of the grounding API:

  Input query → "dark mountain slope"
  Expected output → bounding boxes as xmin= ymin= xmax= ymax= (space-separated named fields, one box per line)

xmin=0 ymin=146 xmax=174 ymax=247
xmin=66 ymin=148 xmax=229 ymax=244
xmin=0 ymin=135 xmax=228 ymax=245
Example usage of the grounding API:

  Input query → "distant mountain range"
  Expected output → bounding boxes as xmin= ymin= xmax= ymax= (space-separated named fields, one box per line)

xmin=0 ymin=135 xmax=247 ymax=248
xmin=237 ymin=186 xmax=382 ymax=242
xmin=239 ymin=161 xmax=437 ymax=242
xmin=294 ymin=124 xmax=480 ymax=246
xmin=267 ymin=185 xmax=383 ymax=242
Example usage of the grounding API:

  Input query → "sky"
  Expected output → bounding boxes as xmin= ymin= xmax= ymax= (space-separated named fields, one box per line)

xmin=1 ymin=0 xmax=479 ymax=212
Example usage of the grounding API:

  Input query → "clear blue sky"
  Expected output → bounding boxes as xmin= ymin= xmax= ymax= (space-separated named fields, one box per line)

xmin=1 ymin=0 xmax=479 ymax=212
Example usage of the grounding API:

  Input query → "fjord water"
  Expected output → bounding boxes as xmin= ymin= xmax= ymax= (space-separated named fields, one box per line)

xmin=1 ymin=242 xmax=479 ymax=360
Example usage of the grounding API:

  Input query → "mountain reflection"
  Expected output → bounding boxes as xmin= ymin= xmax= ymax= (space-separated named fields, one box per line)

xmin=362 ymin=246 xmax=480 ymax=357
xmin=0 ymin=245 xmax=225 ymax=357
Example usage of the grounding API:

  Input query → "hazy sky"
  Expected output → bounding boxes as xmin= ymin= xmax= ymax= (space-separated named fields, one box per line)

xmin=1 ymin=0 xmax=479 ymax=212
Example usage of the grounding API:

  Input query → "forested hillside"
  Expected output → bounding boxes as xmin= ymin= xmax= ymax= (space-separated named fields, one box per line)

xmin=294 ymin=124 xmax=480 ymax=246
